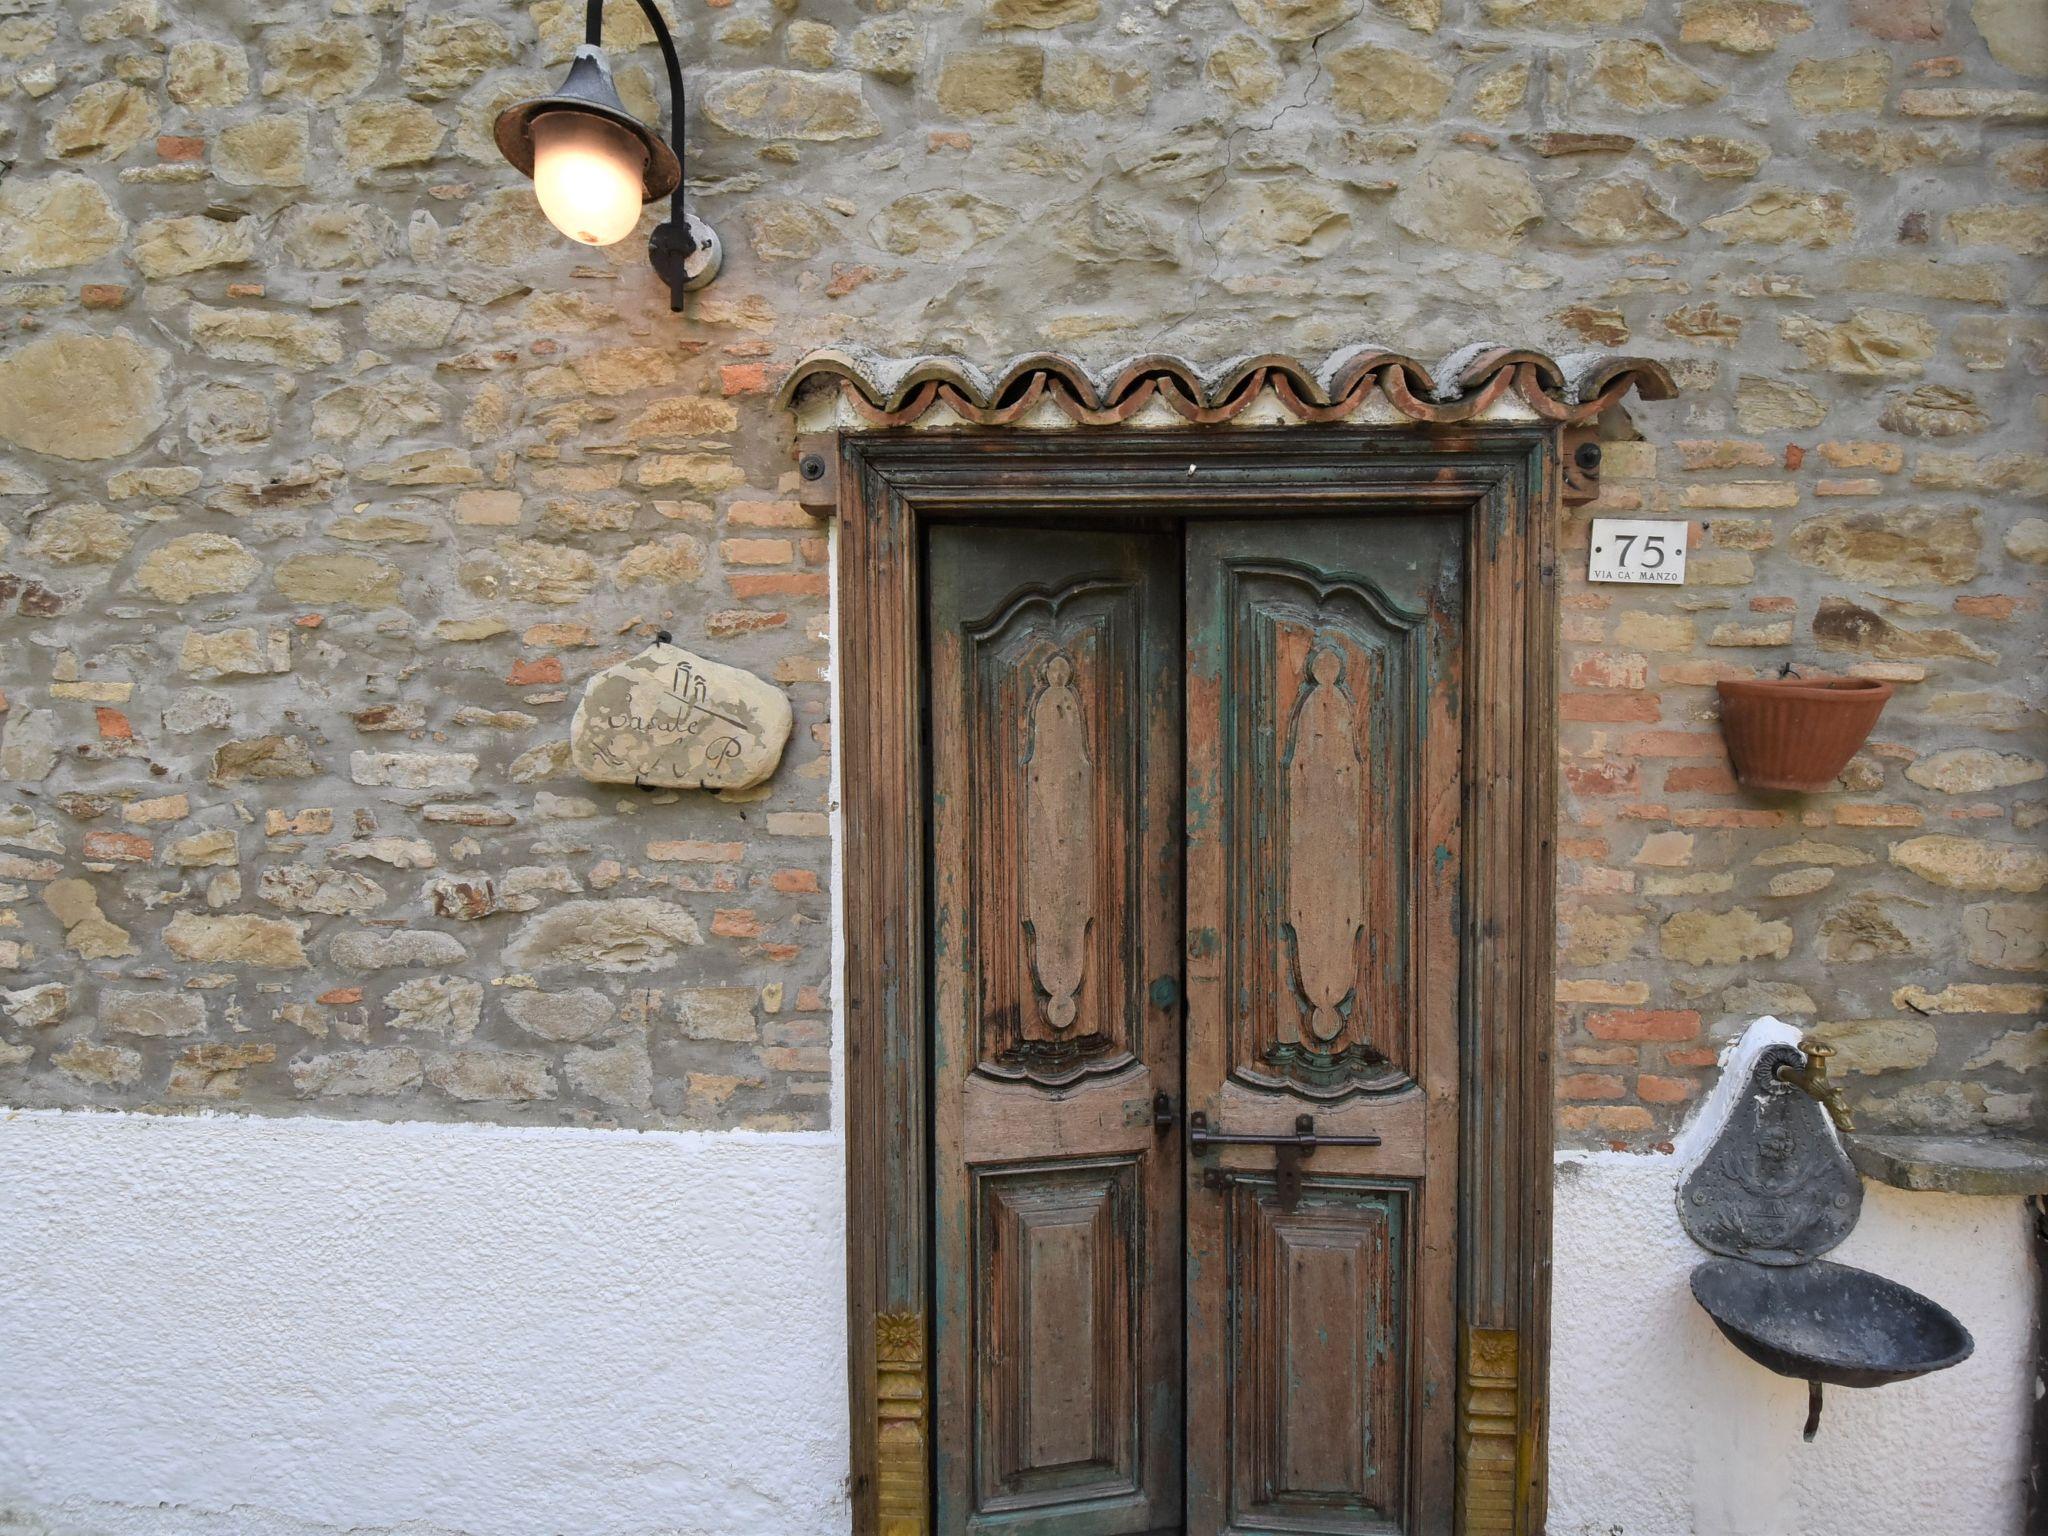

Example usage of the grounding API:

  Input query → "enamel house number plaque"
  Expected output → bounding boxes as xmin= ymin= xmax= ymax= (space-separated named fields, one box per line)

xmin=1588 ymin=517 xmax=1689 ymax=586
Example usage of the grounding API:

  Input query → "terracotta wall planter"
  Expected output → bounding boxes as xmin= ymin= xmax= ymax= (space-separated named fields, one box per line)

xmin=1716 ymin=677 xmax=1894 ymax=793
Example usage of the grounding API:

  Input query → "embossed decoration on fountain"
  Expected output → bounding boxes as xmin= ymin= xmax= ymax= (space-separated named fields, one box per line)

xmin=1680 ymin=1038 xmax=1862 ymax=1266
xmin=1680 ymin=1024 xmax=1975 ymax=1441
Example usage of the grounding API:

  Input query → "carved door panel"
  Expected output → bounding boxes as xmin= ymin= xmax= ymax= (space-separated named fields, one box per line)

xmin=1183 ymin=519 xmax=1464 ymax=1536
xmin=928 ymin=525 xmax=1185 ymax=1535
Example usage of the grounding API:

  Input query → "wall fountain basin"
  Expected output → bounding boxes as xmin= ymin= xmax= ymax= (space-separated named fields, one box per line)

xmin=1690 ymin=1255 xmax=1974 ymax=1390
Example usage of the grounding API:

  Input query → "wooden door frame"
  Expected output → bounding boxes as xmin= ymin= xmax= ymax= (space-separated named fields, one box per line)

xmin=832 ymin=426 xmax=1562 ymax=1536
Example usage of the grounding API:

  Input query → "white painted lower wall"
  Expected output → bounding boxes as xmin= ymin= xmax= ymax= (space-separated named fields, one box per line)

xmin=0 ymin=1110 xmax=851 ymax=1536
xmin=0 ymin=1111 xmax=2034 ymax=1536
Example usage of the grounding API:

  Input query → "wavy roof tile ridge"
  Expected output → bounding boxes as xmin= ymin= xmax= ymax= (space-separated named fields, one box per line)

xmin=777 ymin=344 xmax=1676 ymax=428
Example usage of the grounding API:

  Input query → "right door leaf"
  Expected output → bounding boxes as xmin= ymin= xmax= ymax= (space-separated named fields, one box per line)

xmin=1184 ymin=517 xmax=1465 ymax=1536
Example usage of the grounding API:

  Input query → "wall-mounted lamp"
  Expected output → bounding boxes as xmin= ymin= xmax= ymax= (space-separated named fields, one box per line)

xmin=492 ymin=0 xmax=719 ymax=309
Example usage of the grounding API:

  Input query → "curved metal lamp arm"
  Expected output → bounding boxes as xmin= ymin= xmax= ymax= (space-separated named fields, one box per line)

xmin=585 ymin=0 xmax=710 ymax=309
xmin=584 ymin=0 xmax=685 ymax=218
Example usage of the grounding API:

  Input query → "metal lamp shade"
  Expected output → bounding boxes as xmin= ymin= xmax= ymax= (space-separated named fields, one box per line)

xmin=492 ymin=46 xmax=681 ymax=204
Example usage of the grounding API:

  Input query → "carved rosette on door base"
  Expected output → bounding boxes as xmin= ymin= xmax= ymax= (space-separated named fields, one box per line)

xmin=874 ymin=1312 xmax=928 ymax=1536
xmin=1459 ymin=1327 xmax=1523 ymax=1536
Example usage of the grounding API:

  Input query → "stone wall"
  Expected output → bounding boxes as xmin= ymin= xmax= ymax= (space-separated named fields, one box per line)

xmin=0 ymin=0 xmax=2040 ymax=1144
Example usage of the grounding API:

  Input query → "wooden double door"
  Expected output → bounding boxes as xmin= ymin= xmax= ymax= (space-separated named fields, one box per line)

xmin=927 ymin=515 xmax=1465 ymax=1536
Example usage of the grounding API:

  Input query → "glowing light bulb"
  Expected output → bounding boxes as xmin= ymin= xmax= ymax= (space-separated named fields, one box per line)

xmin=529 ymin=110 xmax=649 ymax=247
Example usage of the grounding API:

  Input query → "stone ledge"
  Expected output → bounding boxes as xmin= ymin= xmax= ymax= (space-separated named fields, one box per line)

xmin=1848 ymin=1134 xmax=2048 ymax=1197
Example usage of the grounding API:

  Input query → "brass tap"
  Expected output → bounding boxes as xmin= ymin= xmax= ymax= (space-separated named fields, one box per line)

xmin=1775 ymin=1037 xmax=1855 ymax=1134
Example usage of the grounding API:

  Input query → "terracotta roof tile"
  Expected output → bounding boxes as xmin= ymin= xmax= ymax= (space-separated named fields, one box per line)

xmin=777 ymin=344 xmax=1676 ymax=429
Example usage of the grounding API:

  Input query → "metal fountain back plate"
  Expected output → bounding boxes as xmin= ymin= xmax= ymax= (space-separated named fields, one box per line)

xmin=1678 ymin=1043 xmax=1862 ymax=1265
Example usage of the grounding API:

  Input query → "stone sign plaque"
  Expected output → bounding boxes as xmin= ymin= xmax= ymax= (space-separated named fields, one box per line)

xmin=570 ymin=640 xmax=793 ymax=791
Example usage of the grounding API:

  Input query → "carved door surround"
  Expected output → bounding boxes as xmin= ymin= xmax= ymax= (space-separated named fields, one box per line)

xmin=823 ymin=423 xmax=1581 ymax=1536
xmin=795 ymin=346 xmax=1675 ymax=1536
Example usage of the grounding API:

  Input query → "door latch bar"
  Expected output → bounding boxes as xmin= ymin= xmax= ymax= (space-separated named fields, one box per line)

xmin=1153 ymin=1091 xmax=1175 ymax=1134
xmin=1188 ymin=1112 xmax=1382 ymax=1212
xmin=1186 ymin=1111 xmax=1383 ymax=1156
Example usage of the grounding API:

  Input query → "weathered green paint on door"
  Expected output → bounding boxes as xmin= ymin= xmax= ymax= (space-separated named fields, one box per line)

xmin=927 ymin=516 xmax=1466 ymax=1536
xmin=928 ymin=524 xmax=1186 ymax=1536
xmin=1183 ymin=520 xmax=1464 ymax=1536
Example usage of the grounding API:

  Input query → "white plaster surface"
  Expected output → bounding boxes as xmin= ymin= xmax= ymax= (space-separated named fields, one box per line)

xmin=0 ymin=1109 xmax=850 ymax=1536
xmin=1 ymin=1096 xmax=2034 ymax=1536
xmin=1548 ymin=1148 xmax=2035 ymax=1536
